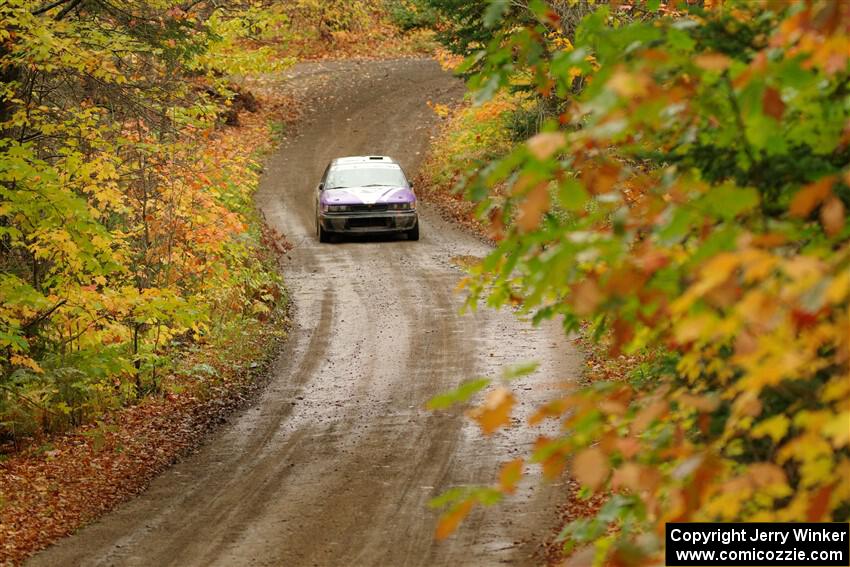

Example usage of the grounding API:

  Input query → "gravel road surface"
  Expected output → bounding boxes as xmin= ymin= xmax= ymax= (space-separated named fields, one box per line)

xmin=29 ymin=58 xmax=581 ymax=567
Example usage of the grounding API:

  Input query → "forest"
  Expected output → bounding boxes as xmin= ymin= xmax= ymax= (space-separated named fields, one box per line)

xmin=2 ymin=1 xmax=849 ymax=566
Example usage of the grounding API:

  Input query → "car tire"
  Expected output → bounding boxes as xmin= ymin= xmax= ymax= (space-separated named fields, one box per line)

xmin=319 ymin=224 xmax=331 ymax=243
xmin=406 ymin=221 xmax=419 ymax=241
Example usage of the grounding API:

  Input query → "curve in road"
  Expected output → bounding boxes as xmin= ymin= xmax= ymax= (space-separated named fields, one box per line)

xmin=29 ymin=58 xmax=582 ymax=567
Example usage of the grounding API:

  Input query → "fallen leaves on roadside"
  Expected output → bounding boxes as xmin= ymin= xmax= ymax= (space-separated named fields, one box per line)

xmin=0 ymin=95 xmax=296 ymax=565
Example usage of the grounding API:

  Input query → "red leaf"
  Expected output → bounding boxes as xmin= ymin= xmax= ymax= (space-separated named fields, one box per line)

xmin=762 ymin=86 xmax=785 ymax=120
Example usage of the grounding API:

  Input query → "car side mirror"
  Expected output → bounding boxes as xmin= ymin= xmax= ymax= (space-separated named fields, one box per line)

xmin=318 ymin=182 xmax=324 ymax=191
xmin=408 ymin=181 xmax=414 ymax=189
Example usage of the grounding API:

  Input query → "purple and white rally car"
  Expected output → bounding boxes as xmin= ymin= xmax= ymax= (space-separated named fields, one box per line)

xmin=315 ymin=156 xmax=419 ymax=242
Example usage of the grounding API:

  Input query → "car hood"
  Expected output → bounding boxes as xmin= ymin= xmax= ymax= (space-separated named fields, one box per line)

xmin=321 ymin=186 xmax=415 ymax=206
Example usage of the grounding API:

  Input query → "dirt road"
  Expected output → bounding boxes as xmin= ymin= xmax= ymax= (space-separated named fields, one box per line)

xmin=29 ymin=59 xmax=581 ymax=567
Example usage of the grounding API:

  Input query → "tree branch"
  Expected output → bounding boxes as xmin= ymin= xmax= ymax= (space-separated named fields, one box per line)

xmin=55 ymin=0 xmax=84 ymax=20
xmin=22 ymin=299 xmax=68 ymax=334
xmin=31 ymin=0 xmax=73 ymax=16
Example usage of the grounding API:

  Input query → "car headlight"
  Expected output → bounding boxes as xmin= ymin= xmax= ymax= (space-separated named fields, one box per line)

xmin=327 ymin=205 xmax=350 ymax=212
xmin=388 ymin=202 xmax=413 ymax=211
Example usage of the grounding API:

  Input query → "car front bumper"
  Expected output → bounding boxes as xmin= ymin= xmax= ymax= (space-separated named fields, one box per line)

xmin=319 ymin=211 xmax=418 ymax=233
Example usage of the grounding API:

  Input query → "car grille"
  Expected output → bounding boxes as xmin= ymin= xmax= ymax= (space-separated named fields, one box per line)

xmin=348 ymin=217 xmax=389 ymax=228
xmin=349 ymin=204 xmax=389 ymax=213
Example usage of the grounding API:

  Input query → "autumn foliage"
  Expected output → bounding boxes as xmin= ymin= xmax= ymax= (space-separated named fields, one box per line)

xmin=429 ymin=0 xmax=850 ymax=562
xmin=0 ymin=0 xmax=291 ymax=444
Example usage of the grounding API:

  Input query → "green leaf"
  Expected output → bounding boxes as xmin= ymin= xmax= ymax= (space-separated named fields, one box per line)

xmin=501 ymin=361 xmax=540 ymax=380
xmin=483 ymin=0 xmax=510 ymax=28
xmin=427 ymin=378 xmax=491 ymax=410
xmin=697 ymin=183 xmax=760 ymax=220
xmin=558 ymin=179 xmax=590 ymax=211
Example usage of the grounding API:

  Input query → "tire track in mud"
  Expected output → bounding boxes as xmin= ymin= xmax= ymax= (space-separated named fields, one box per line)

xmin=29 ymin=58 xmax=581 ymax=567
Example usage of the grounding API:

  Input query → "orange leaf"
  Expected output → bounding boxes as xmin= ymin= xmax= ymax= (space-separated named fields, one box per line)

xmin=631 ymin=399 xmax=668 ymax=434
xmin=467 ymin=387 xmax=515 ymax=435
xmin=565 ymin=546 xmax=597 ymax=567
xmin=694 ymin=52 xmax=732 ymax=72
xmin=581 ymin=161 xmax=620 ymax=194
xmin=615 ymin=437 xmax=641 ymax=459
xmin=516 ymin=182 xmax=550 ymax=233
xmin=612 ymin=462 xmax=642 ymax=492
xmin=527 ymin=131 xmax=566 ymax=160
xmin=571 ymin=446 xmax=609 ymax=490
xmin=612 ymin=462 xmax=660 ymax=493
xmin=608 ymin=70 xmax=650 ymax=98
xmin=528 ymin=396 xmax=576 ymax=425
xmin=636 ymin=248 xmax=669 ymax=275
xmin=488 ymin=207 xmax=505 ymax=241
xmin=762 ymin=86 xmax=785 ymax=120
xmin=542 ymin=455 xmax=567 ymax=479
xmin=10 ymin=354 xmax=43 ymax=373
xmin=807 ymin=484 xmax=833 ymax=522
xmin=610 ymin=318 xmax=635 ymax=356
xmin=571 ymin=279 xmax=602 ymax=316
xmin=820 ymin=196 xmax=845 ymax=236
xmin=790 ymin=176 xmax=835 ymax=217
xmin=435 ymin=499 xmax=474 ymax=540
xmin=498 ymin=458 xmax=524 ymax=494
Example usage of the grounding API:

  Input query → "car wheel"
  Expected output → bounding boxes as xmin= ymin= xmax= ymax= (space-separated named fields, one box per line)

xmin=319 ymin=224 xmax=331 ymax=243
xmin=406 ymin=221 xmax=419 ymax=241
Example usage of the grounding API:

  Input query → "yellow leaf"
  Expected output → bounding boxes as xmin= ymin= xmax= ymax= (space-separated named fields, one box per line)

xmin=752 ymin=414 xmax=790 ymax=443
xmin=823 ymin=412 xmax=850 ymax=448
xmin=826 ymin=272 xmax=850 ymax=303
xmin=673 ymin=313 xmax=717 ymax=343
xmin=678 ymin=393 xmax=720 ymax=413
xmin=10 ymin=354 xmax=43 ymax=373
xmin=799 ymin=457 xmax=834 ymax=488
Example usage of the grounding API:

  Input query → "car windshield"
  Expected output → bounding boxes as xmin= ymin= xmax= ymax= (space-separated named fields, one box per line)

xmin=325 ymin=166 xmax=407 ymax=189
